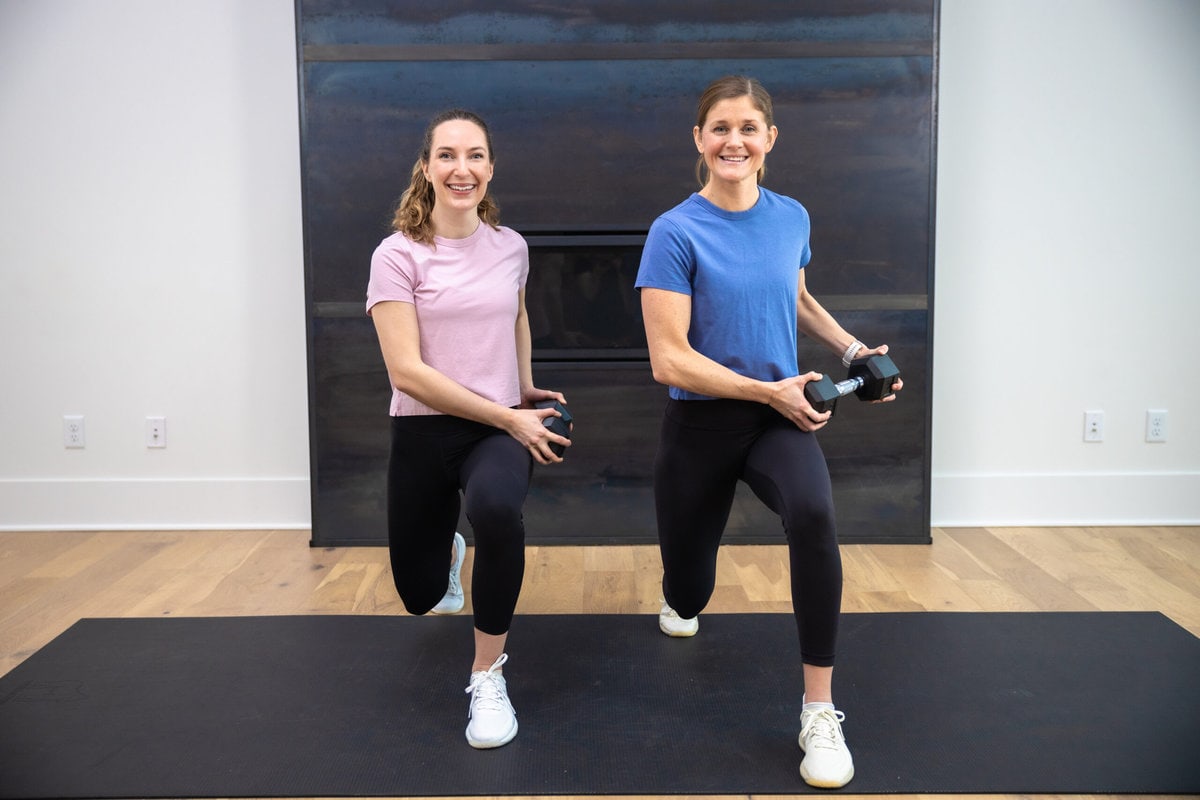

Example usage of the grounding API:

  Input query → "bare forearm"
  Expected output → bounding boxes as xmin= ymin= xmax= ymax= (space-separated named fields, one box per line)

xmin=796 ymin=291 xmax=857 ymax=357
xmin=389 ymin=361 xmax=518 ymax=429
xmin=648 ymin=347 xmax=775 ymax=404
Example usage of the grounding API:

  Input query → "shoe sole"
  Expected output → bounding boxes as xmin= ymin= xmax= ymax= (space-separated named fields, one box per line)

xmin=800 ymin=763 xmax=854 ymax=789
xmin=799 ymin=743 xmax=854 ymax=789
xmin=658 ymin=621 xmax=698 ymax=637
xmin=466 ymin=718 xmax=518 ymax=749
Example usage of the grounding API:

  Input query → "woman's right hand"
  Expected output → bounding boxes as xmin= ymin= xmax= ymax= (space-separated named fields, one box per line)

xmin=767 ymin=373 xmax=833 ymax=432
xmin=504 ymin=406 xmax=570 ymax=465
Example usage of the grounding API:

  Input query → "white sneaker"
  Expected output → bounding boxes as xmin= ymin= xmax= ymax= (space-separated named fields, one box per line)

xmin=464 ymin=653 xmax=517 ymax=749
xmin=431 ymin=532 xmax=466 ymax=614
xmin=798 ymin=707 xmax=855 ymax=788
xmin=658 ymin=601 xmax=699 ymax=637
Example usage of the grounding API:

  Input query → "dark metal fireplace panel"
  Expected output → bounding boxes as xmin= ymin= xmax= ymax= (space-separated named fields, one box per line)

xmin=297 ymin=0 xmax=938 ymax=545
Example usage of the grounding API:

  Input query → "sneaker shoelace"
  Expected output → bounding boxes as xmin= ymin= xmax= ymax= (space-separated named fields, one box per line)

xmin=465 ymin=653 xmax=512 ymax=715
xmin=801 ymin=708 xmax=847 ymax=751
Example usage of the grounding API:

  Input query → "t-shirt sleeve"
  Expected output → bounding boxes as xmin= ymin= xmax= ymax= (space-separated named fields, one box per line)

xmin=635 ymin=217 xmax=694 ymax=295
xmin=365 ymin=240 xmax=415 ymax=315
xmin=516 ymin=233 xmax=530 ymax=290
xmin=798 ymin=204 xmax=812 ymax=269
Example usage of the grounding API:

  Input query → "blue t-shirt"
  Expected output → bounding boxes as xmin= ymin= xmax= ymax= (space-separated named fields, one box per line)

xmin=635 ymin=188 xmax=812 ymax=401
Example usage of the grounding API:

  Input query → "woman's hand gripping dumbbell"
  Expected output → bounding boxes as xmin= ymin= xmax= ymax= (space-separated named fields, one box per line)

xmin=803 ymin=353 xmax=902 ymax=415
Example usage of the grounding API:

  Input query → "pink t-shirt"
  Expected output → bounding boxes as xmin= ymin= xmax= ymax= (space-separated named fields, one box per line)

xmin=366 ymin=224 xmax=529 ymax=417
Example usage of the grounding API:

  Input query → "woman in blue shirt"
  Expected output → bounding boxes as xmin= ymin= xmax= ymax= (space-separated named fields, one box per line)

xmin=635 ymin=75 xmax=902 ymax=789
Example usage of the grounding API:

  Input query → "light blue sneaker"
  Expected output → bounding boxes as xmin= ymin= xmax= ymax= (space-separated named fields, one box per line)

xmin=432 ymin=531 xmax=465 ymax=614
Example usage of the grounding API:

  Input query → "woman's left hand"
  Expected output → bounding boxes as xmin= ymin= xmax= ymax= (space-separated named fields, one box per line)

xmin=857 ymin=344 xmax=903 ymax=403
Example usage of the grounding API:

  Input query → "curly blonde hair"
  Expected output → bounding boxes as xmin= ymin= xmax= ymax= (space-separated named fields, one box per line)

xmin=391 ymin=109 xmax=501 ymax=246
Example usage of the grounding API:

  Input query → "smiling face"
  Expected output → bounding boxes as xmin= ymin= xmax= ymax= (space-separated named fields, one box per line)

xmin=422 ymin=118 xmax=494 ymax=218
xmin=693 ymin=94 xmax=777 ymax=190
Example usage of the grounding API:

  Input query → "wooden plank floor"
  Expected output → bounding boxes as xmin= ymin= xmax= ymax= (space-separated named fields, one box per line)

xmin=2 ymin=526 xmax=1197 ymax=800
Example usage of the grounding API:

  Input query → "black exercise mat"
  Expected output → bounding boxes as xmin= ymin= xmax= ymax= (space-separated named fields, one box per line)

xmin=1 ymin=612 xmax=1198 ymax=798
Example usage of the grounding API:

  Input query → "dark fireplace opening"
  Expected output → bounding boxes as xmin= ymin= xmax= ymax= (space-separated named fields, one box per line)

xmin=522 ymin=232 xmax=648 ymax=362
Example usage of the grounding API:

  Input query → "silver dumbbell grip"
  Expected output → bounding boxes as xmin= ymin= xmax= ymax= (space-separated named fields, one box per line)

xmin=833 ymin=376 xmax=865 ymax=398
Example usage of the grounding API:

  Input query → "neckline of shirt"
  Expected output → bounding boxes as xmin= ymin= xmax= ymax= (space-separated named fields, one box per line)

xmin=691 ymin=189 xmax=766 ymax=219
xmin=433 ymin=220 xmax=490 ymax=248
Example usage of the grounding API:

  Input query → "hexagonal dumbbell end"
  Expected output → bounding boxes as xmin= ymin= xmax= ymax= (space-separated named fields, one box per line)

xmin=535 ymin=400 xmax=573 ymax=457
xmin=803 ymin=375 xmax=843 ymax=414
xmin=848 ymin=354 xmax=901 ymax=402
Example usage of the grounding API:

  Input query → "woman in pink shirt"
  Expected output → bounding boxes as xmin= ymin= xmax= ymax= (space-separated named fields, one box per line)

xmin=366 ymin=109 xmax=570 ymax=750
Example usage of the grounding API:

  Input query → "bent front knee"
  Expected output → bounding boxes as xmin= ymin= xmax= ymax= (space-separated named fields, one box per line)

xmin=465 ymin=501 xmax=525 ymax=544
xmin=391 ymin=575 xmax=445 ymax=616
xmin=786 ymin=503 xmax=837 ymax=541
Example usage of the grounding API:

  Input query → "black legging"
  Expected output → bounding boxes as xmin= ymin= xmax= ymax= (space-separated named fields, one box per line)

xmin=387 ymin=414 xmax=531 ymax=635
xmin=654 ymin=398 xmax=842 ymax=667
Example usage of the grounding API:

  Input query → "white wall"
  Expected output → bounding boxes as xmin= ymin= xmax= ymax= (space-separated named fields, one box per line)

xmin=933 ymin=0 xmax=1200 ymax=524
xmin=0 ymin=0 xmax=1196 ymax=531
xmin=0 ymin=0 xmax=310 ymax=528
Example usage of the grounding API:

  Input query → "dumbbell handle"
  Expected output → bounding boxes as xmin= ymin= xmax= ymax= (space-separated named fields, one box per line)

xmin=829 ymin=376 xmax=866 ymax=399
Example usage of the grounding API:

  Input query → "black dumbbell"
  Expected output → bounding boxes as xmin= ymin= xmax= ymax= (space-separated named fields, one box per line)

xmin=535 ymin=400 xmax=573 ymax=456
xmin=804 ymin=354 xmax=901 ymax=415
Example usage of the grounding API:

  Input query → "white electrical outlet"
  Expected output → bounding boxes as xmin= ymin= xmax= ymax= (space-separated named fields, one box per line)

xmin=63 ymin=415 xmax=85 ymax=448
xmin=1083 ymin=410 xmax=1104 ymax=442
xmin=146 ymin=416 xmax=167 ymax=448
xmin=1146 ymin=409 xmax=1168 ymax=443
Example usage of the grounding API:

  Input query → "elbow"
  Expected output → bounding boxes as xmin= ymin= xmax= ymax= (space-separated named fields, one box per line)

xmin=647 ymin=353 xmax=679 ymax=387
xmin=387 ymin=362 xmax=424 ymax=396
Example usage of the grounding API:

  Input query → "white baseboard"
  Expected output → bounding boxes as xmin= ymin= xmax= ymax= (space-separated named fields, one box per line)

xmin=3 ymin=473 xmax=1197 ymax=532
xmin=0 ymin=477 xmax=311 ymax=531
xmin=932 ymin=471 xmax=1200 ymax=527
